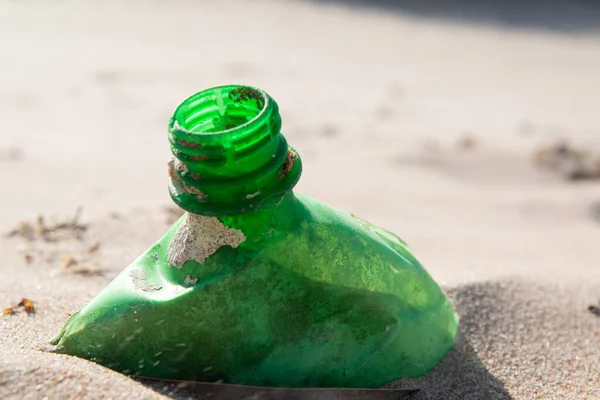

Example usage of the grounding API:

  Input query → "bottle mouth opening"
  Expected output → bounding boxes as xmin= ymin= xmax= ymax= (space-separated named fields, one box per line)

xmin=167 ymin=85 xmax=301 ymax=216
xmin=172 ymin=85 xmax=269 ymax=135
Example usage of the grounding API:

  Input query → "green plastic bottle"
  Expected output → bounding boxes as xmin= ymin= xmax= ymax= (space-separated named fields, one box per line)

xmin=52 ymin=85 xmax=458 ymax=388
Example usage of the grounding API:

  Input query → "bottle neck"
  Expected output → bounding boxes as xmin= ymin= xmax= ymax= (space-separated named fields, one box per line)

xmin=167 ymin=85 xmax=302 ymax=216
xmin=219 ymin=191 xmax=306 ymax=241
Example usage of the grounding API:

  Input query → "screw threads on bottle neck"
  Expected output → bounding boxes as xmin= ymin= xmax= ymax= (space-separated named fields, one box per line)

xmin=168 ymin=85 xmax=301 ymax=216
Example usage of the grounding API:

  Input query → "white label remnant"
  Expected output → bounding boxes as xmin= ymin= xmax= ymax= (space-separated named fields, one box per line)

xmin=183 ymin=274 xmax=199 ymax=287
xmin=129 ymin=269 xmax=163 ymax=292
xmin=167 ymin=213 xmax=246 ymax=268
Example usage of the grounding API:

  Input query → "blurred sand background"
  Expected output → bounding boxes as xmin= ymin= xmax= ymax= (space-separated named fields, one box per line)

xmin=1 ymin=0 xmax=600 ymax=398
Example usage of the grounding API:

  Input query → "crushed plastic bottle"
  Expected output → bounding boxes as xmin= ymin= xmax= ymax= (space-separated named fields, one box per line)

xmin=51 ymin=85 xmax=458 ymax=388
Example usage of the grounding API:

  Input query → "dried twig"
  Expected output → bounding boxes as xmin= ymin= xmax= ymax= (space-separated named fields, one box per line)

xmin=5 ymin=208 xmax=88 ymax=242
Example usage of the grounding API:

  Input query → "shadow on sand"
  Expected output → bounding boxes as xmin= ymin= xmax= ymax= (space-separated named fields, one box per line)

xmin=139 ymin=282 xmax=517 ymax=399
xmin=386 ymin=330 xmax=511 ymax=399
xmin=385 ymin=282 xmax=516 ymax=399
xmin=304 ymin=0 xmax=600 ymax=33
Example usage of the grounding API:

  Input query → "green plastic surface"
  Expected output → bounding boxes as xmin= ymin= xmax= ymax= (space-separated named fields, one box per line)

xmin=52 ymin=85 xmax=458 ymax=388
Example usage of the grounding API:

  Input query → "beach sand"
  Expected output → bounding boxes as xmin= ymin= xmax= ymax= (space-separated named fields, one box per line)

xmin=1 ymin=0 xmax=600 ymax=398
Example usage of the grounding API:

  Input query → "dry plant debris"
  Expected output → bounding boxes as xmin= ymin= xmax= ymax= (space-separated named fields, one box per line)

xmin=3 ymin=307 xmax=16 ymax=316
xmin=5 ymin=207 xmax=105 ymax=277
xmin=5 ymin=207 xmax=87 ymax=242
xmin=3 ymin=298 xmax=35 ymax=317
xmin=23 ymin=253 xmax=33 ymax=264
xmin=87 ymin=242 xmax=101 ymax=253
xmin=456 ymin=134 xmax=479 ymax=151
xmin=533 ymin=141 xmax=600 ymax=181
xmin=588 ymin=301 xmax=600 ymax=317
xmin=60 ymin=254 xmax=104 ymax=277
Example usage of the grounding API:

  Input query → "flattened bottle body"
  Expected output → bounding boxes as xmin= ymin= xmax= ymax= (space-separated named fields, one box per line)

xmin=53 ymin=193 xmax=457 ymax=388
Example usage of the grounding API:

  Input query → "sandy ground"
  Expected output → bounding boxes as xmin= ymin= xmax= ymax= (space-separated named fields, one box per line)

xmin=1 ymin=0 xmax=600 ymax=398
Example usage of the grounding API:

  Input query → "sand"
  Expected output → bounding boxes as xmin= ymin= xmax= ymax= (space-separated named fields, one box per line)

xmin=2 ymin=0 xmax=600 ymax=399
